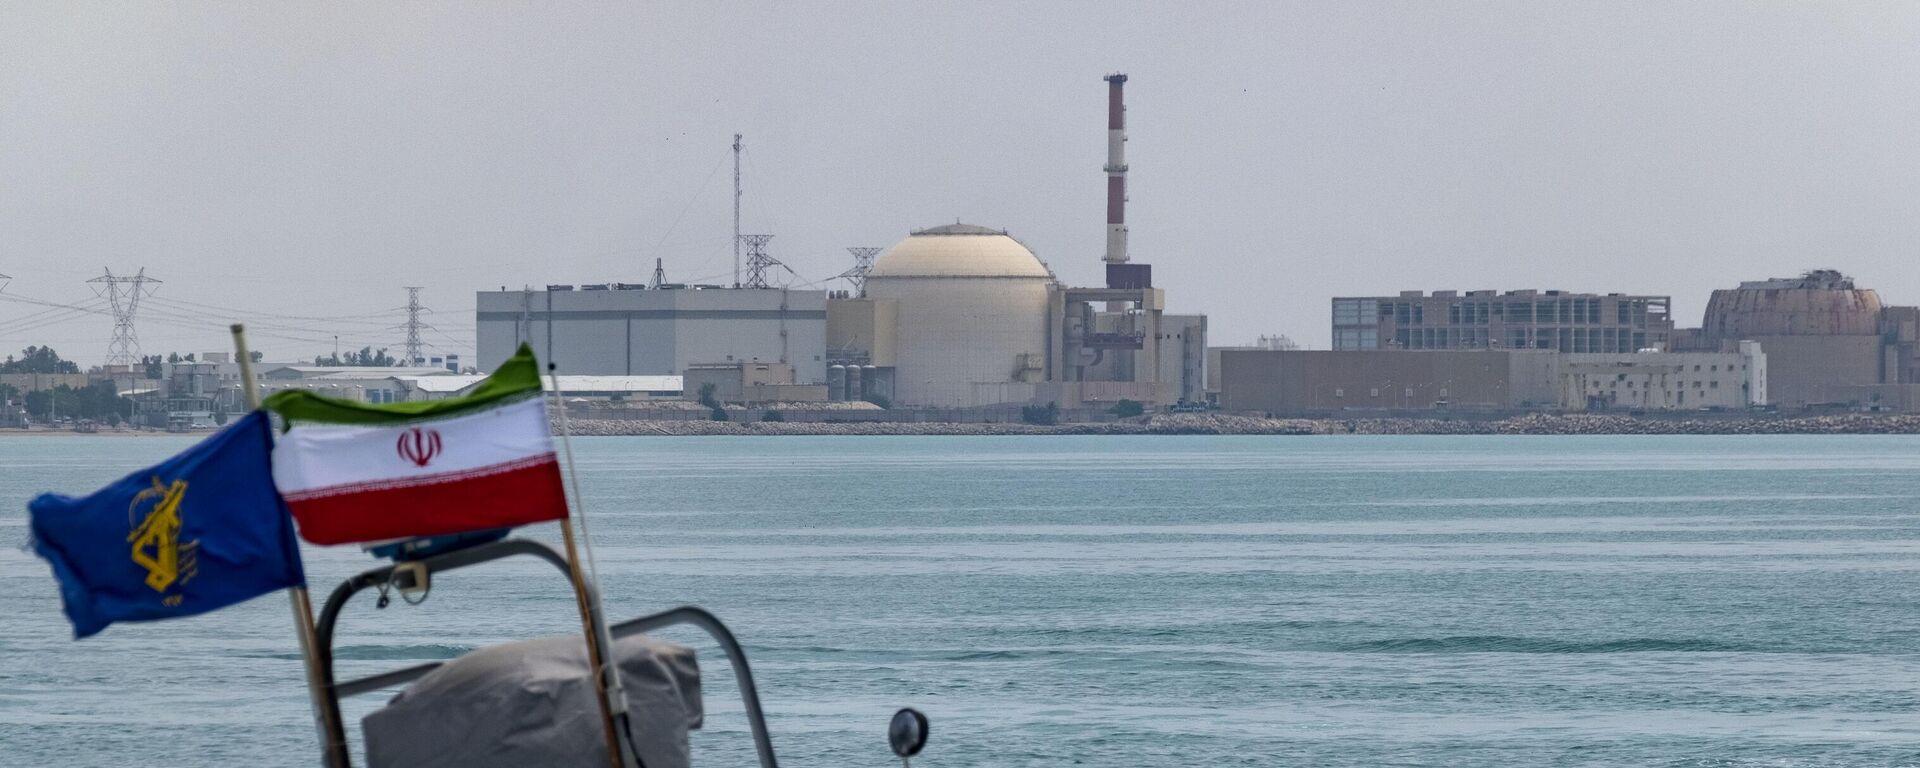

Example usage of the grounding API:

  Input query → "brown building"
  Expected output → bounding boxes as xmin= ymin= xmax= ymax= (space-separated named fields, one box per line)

xmin=1332 ymin=290 xmax=1672 ymax=353
xmin=1217 ymin=349 xmax=1561 ymax=414
xmin=1675 ymin=270 xmax=1920 ymax=410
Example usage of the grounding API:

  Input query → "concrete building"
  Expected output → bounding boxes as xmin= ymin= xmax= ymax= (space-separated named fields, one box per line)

xmin=0 ymin=373 xmax=90 ymax=392
xmin=1218 ymin=347 xmax=1767 ymax=415
xmin=475 ymin=285 xmax=827 ymax=383
xmin=1673 ymin=270 xmax=1920 ymax=409
xmin=401 ymin=374 xmax=683 ymax=402
xmin=1558 ymin=342 xmax=1765 ymax=411
xmin=1218 ymin=349 xmax=1562 ymax=414
xmin=684 ymin=362 xmax=827 ymax=404
xmin=1332 ymin=290 xmax=1672 ymax=353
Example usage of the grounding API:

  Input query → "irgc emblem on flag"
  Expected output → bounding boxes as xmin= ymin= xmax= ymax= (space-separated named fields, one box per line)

xmin=28 ymin=411 xmax=305 ymax=638
xmin=265 ymin=344 xmax=569 ymax=545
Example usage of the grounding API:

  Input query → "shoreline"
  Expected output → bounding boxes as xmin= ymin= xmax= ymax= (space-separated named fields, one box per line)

xmin=12 ymin=413 xmax=1920 ymax=438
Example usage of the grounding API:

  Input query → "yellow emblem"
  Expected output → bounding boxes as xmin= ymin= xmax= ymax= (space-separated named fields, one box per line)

xmin=128 ymin=477 xmax=200 ymax=603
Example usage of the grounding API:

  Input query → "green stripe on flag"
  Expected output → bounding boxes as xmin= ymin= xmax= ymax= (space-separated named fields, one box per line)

xmin=264 ymin=343 xmax=544 ymax=426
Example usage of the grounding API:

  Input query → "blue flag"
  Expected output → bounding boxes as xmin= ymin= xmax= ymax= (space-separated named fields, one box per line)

xmin=29 ymin=411 xmax=305 ymax=638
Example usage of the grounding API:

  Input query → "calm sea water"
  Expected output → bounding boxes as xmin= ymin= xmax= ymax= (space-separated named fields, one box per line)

xmin=4 ymin=435 xmax=1920 ymax=767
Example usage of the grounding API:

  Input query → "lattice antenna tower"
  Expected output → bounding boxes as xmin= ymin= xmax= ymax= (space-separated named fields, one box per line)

xmin=650 ymin=258 xmax=666 ymax=289
xmin=400 ymin=286 xmax=431 ymax=365
xmin=87 ymin=268 xmax=160 ymax=367
xmin=740 ymin=234 xmax=789 ymax=289
xmin=836 ymin=247 xmax=881 ymax=296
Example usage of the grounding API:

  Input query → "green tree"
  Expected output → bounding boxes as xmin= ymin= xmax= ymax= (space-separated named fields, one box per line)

xmin=23 ymin=382 xmax=128 ymax=422
xmin=314 ymin=347 xmax=398 ymax=367
xmin=1108 ymin=399 xmax=1145 ymax=418
xmin=0 ymin=346 xmax=80 ymax=374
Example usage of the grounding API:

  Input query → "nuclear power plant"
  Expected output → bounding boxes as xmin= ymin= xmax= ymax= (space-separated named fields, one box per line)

xmin=823 ymin=73 xmax=1205 ymax=408
xmin=465 ymin=71 xmax=1920 ymax=422
xmin=477 ymin=72 xmax=1207 ymax=412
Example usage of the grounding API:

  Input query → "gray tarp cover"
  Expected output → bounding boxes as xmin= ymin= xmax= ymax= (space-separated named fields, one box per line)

xmin=363 ymin=633 xmax=702 ymax=768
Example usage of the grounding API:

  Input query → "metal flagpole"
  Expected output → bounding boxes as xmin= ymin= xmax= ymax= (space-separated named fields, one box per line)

xmin=548 ymin=364 xmax=632 ymax=768
xmin=231 ymin=324 xmax=348 ymax=768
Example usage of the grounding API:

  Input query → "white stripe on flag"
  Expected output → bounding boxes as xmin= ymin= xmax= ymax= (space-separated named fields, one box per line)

xmin=271 ymin=396 xmax=554 ymax=496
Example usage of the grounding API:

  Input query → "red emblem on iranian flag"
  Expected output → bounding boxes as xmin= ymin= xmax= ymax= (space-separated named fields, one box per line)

xmin=396 ymin=427 xmax=442 ymax=467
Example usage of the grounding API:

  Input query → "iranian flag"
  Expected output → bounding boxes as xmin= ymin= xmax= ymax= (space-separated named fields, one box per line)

xmin=264 ymin=344 xmax=568 ymax=545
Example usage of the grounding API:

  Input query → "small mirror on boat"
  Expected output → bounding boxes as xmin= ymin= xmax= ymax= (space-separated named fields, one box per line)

xmin=888 ymin=707 xmax=929 ymax=758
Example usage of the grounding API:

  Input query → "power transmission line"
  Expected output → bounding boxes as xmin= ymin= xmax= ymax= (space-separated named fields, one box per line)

xmin=86 ymin=268 xmax=159 ymax=367
xmin=740 ymin=234 xmax=791 ymax=289
xmin=400 ymin=286 xmax=430 ymax=365
xmin=837 ymin=247 xmax=881 ymax=296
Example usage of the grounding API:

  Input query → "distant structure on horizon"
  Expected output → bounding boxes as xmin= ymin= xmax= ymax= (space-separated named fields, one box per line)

xmin=474 ymin=284 xmax=827 ymax=384
xmin=1330 ymin=289 xmax=1673 ymax=353
xmin=474 ymin=73 xmax=1208 ymax=412
xmin=1673 ymin=269 xmax=1920 ymax=409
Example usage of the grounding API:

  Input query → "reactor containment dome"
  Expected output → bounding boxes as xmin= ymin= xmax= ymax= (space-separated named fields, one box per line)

xmin=864 ymin=223 xmax=1056 ymax=407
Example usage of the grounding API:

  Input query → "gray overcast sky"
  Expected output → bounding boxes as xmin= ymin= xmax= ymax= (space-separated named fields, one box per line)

xmin=4 ymin=2 xmax=1919 ymax=365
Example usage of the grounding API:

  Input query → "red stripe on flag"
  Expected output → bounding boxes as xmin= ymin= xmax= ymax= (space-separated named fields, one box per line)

xmin=287 ymin=456 xmax=568 ymax=545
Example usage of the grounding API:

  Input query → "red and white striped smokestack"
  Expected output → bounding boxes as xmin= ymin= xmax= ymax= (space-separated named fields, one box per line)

xmin=1103 ymin=72 xmax=1128 ymax=264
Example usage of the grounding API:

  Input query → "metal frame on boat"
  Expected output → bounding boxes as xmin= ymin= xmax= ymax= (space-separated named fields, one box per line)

xmin=311 ymin=537 xmax=781 ymax=768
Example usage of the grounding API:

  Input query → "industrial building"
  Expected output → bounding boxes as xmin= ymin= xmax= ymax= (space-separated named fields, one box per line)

xmin=1673 ymin=270 xmax=1920 ymax=410
xmin=1557 ymin=342 xmax=1765 ymax=411
xmin=1332 ymin=290 xmax=1673 ymax=352
xmin=474 ymin=285 xmax=827 ymax=383
xmin=1217 ymin=349 xmax=1561 ymax=413
xmin=471 ymin=74 xmax=1204 ymax=413
xmin=1217 ymin=346 xmax=1766 ymax=415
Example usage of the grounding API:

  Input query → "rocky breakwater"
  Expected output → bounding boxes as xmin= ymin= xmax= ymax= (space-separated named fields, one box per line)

xmin=564 ymin=413 xmax=1317 ymax=436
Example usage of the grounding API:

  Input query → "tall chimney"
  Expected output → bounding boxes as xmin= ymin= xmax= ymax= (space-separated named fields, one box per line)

xmin=1103 ymin=73 xmax=1128 ymax=265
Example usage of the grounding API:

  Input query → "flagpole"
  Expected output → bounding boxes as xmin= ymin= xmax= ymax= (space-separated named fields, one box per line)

xmin=231 ymin=324 xmax=348 ymax=768
xmin=548 ymin=365 xmax=630 ymax=768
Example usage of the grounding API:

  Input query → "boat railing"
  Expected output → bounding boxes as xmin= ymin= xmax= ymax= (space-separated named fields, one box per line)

xmin=312 ymin=537 xmax=780 ymax=768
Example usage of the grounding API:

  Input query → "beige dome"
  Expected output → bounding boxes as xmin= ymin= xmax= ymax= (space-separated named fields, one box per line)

xmin=866 ymin=223 xmax=1053 ymax=280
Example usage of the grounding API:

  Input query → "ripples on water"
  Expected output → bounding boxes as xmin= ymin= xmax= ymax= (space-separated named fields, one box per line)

xmin=4 ymin=435 xmax=1920 ymax=766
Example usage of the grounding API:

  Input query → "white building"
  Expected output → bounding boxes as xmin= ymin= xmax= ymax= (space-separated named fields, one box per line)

xmin=1559 ymin=341 xmax=1767 ymax=411
xmin=259 ymin=365 xmax=458 ymax=404
xmin=475 ymin=285 xmax=827 ymax=383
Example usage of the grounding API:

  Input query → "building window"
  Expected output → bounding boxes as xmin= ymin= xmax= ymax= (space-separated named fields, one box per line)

xmin=1710 ymin=381 xmax=1719 ymax=389
xmin=1370 ymin=388 xmax=1379 ymax=397
xmin=1334 ymin=388 xmax=1344 ymax=398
